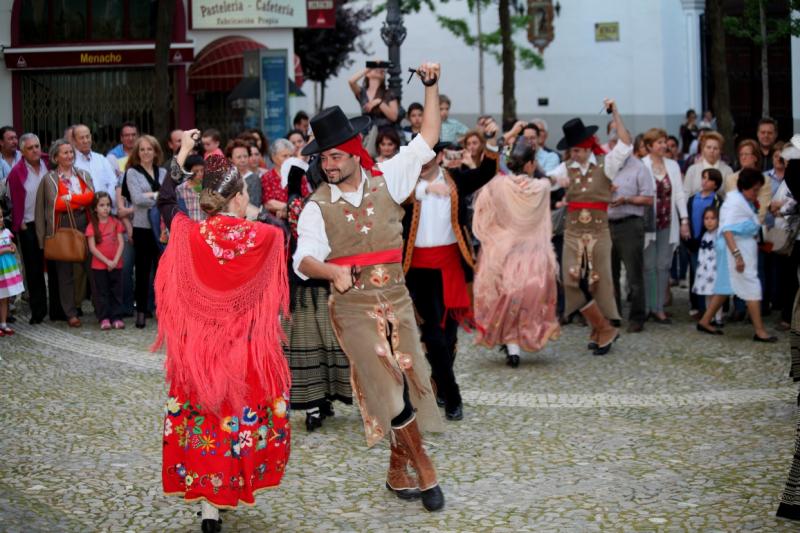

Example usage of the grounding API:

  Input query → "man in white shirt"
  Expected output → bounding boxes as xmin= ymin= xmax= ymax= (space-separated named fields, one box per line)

xmin=402 ymin=142 xmax=497 ymax=420
xmin=294 ymin=63 xmax=446 ymax=513
xmin=72 ymin=124 xmax=119 ymax=211
xmin=548 ymin=100 xmax=633 ymax=355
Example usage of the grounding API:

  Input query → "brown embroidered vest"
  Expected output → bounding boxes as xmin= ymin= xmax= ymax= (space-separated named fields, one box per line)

xmin=565 ymin=161 xmax=613 ymax=233
xmin=310 ymin=174 xmax=404 ymax=261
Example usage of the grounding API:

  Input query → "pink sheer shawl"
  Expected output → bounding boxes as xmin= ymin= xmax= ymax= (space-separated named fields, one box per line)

xmin=472 ymin=174 xmax=560 ymax=351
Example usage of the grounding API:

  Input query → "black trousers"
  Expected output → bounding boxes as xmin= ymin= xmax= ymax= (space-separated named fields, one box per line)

xmin=17 ymin=224 xmax=48 ymax=321
xmin=405 ymin=267 xmax=462 ymax=410
xmin=91 ymin=268 xmax=123 ymax=321
xmin=609 ymin=216 xmax=647 ymax=324
xmin=132 ymin=227 xmax=158 ymax=314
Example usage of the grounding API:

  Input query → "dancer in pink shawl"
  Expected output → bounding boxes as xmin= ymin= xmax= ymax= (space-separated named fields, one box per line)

xmin=472 ymin=143 xmax=561 ymax=367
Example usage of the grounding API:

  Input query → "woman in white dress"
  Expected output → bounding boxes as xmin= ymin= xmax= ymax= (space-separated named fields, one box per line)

xmin=696 ymin=168 xmax=777 ymax=342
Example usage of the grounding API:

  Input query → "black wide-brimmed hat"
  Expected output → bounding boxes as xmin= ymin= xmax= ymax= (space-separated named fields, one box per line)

xmin=301 ymin=106 xmax=372 ymax=156
xmin=556 ymin=118 xmax=599 ymax=150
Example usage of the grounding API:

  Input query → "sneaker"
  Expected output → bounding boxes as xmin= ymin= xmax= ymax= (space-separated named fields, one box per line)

xmin=100 ymin=319 xmax=112 ymax=330
xmin=113 ymin=320 xmax=125 ymax=330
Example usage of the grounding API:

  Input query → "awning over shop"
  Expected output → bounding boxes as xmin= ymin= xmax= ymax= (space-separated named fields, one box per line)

xmin=188 ymin=36 xmax=264 ymax=93
xmin=188 ymin=36 xmax=304 ymax=95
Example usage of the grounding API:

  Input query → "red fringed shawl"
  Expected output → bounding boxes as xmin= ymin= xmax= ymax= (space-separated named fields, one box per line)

xmin=151 ymin=213 xmax=290 ymax=416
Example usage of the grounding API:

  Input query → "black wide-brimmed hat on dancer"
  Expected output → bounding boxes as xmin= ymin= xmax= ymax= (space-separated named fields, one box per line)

xmin=301 ymin=106 xmax=372 ymax=156
xmin=557 ymin=118 xmax=600 ymax=150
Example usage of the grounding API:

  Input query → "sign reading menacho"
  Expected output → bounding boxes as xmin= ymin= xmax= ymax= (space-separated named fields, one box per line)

xmin=190 ymin=0 xmax=308 ymax=29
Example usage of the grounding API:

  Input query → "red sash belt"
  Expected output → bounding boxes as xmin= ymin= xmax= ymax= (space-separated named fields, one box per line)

xmin=410 ymin=243 xmax=473 ymax=329
xmin=327 ymin=248 xmax=402 ymax=267
xmin=567 ymin=201 xmax=609 ymax=212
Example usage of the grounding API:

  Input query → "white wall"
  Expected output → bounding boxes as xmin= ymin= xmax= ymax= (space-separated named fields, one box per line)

xmin=0 ymin=0 xmax=14 ymax=127
xmin=319 ymin=0 xmax=697 ymax=139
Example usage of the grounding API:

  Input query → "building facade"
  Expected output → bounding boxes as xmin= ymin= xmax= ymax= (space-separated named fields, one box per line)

xmin=0 ymin=0 xmax=305 ymax=152
xmin=323 ymin=0 xmax=799 ymax=142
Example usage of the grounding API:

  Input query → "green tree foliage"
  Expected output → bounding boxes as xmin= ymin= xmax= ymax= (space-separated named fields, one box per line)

xmin=294 ymin=1 xmax=372 ymax=110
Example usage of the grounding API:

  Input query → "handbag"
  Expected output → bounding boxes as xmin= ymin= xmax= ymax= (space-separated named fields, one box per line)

xmin=44 ymin=203 xmax=87 ymax=262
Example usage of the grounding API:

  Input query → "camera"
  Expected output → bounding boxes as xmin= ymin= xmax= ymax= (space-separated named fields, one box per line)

xmin=366 ymin=60 xmax=393 ymax=69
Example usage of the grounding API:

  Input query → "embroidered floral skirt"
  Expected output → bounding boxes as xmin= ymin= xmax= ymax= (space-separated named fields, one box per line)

xmin=162 ymin=387 xmax=291 ymax=508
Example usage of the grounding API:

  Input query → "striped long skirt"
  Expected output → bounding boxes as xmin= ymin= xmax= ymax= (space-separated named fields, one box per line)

xmin=285 ymin=284 xmax=352 ymax=410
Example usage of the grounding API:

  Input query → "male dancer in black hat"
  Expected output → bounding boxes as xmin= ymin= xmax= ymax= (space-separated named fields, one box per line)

xmin=547 ymin=99 xmax=632 ymax=355
xmin=293 ymin=63 xmax=446 ymax=511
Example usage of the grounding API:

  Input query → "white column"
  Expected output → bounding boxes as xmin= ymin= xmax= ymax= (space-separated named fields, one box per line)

xmin=681 ymin=0 xmax=705 ymax=113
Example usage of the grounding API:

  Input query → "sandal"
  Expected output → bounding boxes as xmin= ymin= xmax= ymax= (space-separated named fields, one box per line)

xmin=1 ymin=326 xmax=14 ymax=336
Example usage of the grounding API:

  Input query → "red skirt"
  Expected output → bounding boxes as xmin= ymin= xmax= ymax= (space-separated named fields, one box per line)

xmin=162 ymin=381 xmax=291 ymax=508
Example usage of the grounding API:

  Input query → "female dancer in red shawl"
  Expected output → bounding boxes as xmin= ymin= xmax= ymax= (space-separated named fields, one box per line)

xmin=154 ymin=129 xmax=290 ymax=532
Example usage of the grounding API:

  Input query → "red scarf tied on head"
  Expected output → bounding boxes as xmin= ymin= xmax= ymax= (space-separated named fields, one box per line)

xmin=575 ymin=135 xmax=607 ymax=156
xmin=334 ymin=135 xmax=382 ymax=176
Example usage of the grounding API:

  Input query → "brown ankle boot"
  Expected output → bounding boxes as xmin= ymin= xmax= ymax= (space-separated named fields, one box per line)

xmin=392 ymin=416 xmax=445 ymax=511
xmin=579 ymin=300 xmax=619 ymax=355
xmin=386 ymin=438 xmax=421 ymax=500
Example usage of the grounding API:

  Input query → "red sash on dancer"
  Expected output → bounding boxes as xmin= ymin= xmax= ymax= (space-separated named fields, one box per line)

xmin=567 ymin=201 xmax=609 ymax=212
xmin=328 ymin=248 xmax=402 ymax=267
xmin=410 ymin=243 xmax=474 ymax=329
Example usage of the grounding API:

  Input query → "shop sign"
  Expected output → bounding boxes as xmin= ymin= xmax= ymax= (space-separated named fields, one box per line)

xmin=190 ymin=0 xmax=308 ymax=29
xmin=307 ymin=0 xmax=335 ymax=29
xmin=595 ymin=22 xmax=620 ymax=42
xmin=4 ymin=45 xmax=194 ymax=70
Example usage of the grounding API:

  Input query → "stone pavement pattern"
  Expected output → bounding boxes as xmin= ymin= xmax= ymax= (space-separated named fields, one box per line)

xmin=1 ymin=292 xmax=800 ymax=532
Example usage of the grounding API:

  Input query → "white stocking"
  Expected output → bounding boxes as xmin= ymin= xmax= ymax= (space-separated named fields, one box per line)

xmin=506 ymin=343 xmax=521 ymax=356
xmin=201 ymin=500 xmax=219 ymax=521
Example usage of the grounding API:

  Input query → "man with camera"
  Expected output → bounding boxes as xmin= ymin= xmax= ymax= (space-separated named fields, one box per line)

xmin=401 ymin=136 xmax=499 ymax=423
xmin=294 ymin=62 xmax=446 ymax=512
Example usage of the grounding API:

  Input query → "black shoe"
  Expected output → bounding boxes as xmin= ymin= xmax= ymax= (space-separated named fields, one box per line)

xmin=28 ymin=316 xmax=44 ymax=325
xmin=135 ymin=312 xmax=146 ymax=329
xmin=610 ymin=319 xmax=622 ymax=328
xmin=305 ymin=412 xmax=323 ymax=432
xmin=421 ymin=484 xmax=445 ymax=512
xmin=593 ymin=334 xmax=619 ymax=356
xmin=201 ymin=518 xmax=222 ymax=532
xmin=587 ymin=341 xmax=598 ymax=350
xmin=319 ymin=400 xmax=335 ymax=419
xmin=385 ymin=482 xmax=422 ymax=500
xmin=505 ymin=354 xmax=520 ymax=368
xmin=445 ymin=404 xmax=463 ymax=421
xmin=753 ymin=334 xmax=778 ymax=343
xmin=696 ymin=323 xmax=722 ymax=336
xmin=436 ymin=396 xmax=445 ymax=408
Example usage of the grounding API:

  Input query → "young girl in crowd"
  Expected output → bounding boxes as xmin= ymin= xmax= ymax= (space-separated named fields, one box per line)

xmin=692 ymin=206 xmax=723 ymax=326
xmin=85 ymin=192 xmax=126 ymax=330
xmin=0 ymin=206 xmax=23 ymax=337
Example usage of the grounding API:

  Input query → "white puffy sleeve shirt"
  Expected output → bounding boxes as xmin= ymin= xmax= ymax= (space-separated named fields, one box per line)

xmin=292 ymin=135 xmax=435 ymax=279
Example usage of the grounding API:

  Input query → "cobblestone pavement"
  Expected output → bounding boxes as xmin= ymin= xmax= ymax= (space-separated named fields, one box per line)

xmin=2 ymin=290 xmax=800 ymax=532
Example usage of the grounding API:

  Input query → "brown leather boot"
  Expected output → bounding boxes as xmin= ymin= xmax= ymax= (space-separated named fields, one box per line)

xmin=580 ymin=300 xmax=619 ymax=356
xmin=385 ymin=438 xmax=421 ymax=500
xmin=392 ymin=416 xmax=445 ymax=511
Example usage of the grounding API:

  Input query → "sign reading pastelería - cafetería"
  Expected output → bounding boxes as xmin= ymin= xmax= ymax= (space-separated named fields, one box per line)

xmin=190 ymin=0 xmax=308 ymax=29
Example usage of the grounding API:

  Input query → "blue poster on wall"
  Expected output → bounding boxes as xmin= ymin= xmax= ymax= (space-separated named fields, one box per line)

xmin=261 ymin=50 xmax=288 ymax=141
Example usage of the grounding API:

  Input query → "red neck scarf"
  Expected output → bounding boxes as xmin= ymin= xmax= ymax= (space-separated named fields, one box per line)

xmin=575 ymin=135 xmax=607 ymax=156
xmin=334 ymin=135 xmax=382 ymax=176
